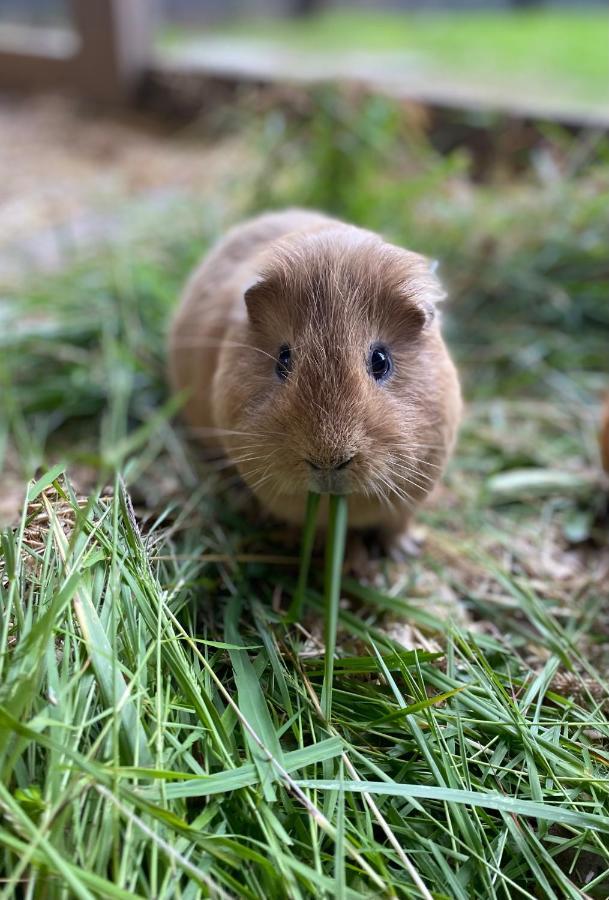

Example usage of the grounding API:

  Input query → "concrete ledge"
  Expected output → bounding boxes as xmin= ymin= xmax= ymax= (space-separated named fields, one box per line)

xmin=147 ymin=57 xmax=609 ymax=131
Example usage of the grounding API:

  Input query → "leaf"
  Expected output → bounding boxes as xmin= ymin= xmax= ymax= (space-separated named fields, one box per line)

xmin=295 ymin=780 xmax=609 ymax=833
xmin=303 ymin=650 xmax=441 ymax=674
xmin=224 ymin=596 xmax=284 ymax=801
xmin=26 ymin=463 xmax=66 ymax=501
xmin=138 ymin=738 xmax=344 ymax=800
xmin=487 ymin=468 xmax=597 ymax=503
xmin=370 ymin=687 xmax=467 ymax=725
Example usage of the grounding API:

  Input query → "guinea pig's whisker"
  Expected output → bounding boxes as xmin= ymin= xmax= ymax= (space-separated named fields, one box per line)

xmin=393 ymin=442 xmax=444 ymax=460
xmin=391 ymin=452 xmax=444 ymax=477
xmin=370 ymin=469 xmax=408 ymax=506
xmin=405 ymin=457 xmax=443 ymax=471
xmin=267 ymin=477 xmax=293 ymax=505
xmin=248 ymin=472 xmax=276 ymax=493
xmin=389 ymin=459 xmax=434 ymax=483
xmin=408 ymin=443 xmax=450 ymax=453
xmin=228 ymin=444 xmax=261 ymax=455
xmin=233 ymin=456 xmax=268 ymax=475
xmin=224 ymin=340 xmax=282 ymax=363
xmin=231 ymin=449 xmax=277 ymax=463
xmin=228 ymin=449 xmax=257 ymax=459
xmin=394 ymin=465 xmax=435 ymax=485
xmin=372 ymin=484 xmax=397 ymax=511
xmin=233 ymin=463 xmax=269 ymax=475
xmin=389 ymin=489 xmax=418 ymax=512
xmin=391 ymin=464 xmax=436 ymax=489
xmin=227 ymin=441 xmax=282 ymax=456
xmin=189 ymin=427 xmax=260 ymax=438
xmin=391 ymin=456 xmax=434 ymax=474
xmin=404 ymin=454 xmax=444 ymax=470
xmin=232 ymin=461 xmax=269 ymax=475
xmin=239 ymin=459 xmax=278 ymax=481
xmin=189 ymin=426 xmax=286 ymax=440
xmin=396 ymin=474 xmax=432 ymax=494
xmin=244 ymin=450 xmax=281 ymax=475
xmin=382 ymin=472 xmax=419 ymax=506
xmin=206 ymin=454 xmax=275 ymax=474
xmin=247 ymin=461 xmax=274 ymax=481
xmin=173 ymin=337 xmax=279 ymax=364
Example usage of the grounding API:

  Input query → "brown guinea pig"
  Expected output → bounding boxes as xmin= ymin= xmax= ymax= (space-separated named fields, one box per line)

xmin=169 ymin=209 xmax=461 ymax=549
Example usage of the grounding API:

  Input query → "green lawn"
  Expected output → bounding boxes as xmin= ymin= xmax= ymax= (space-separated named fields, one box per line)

xmin=1 ymin=92 xmax=609 ymax=896
xmin=163 ymin=9 xmax=609 ymax=109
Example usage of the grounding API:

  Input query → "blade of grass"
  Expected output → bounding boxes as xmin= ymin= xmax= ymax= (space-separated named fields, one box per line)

xmin=334 ymin=758 xmax=346 ymax=899
xmin=0 ymin=784 xmax=95 ymax=900
xmin=288 ymin=491 xmax=321 ymax=622
xmin=26 ymin=464 xmax=66 ymax=502
xmin=294 ymin=780 xmax=609 ymax=833
xmin=321 ymin=494 xmax=348 ymax=723
xmin=138 ymin=738 xmax=344 ymax=800
xmin=225 ymin=596 xmax=285 ymax=801
xmin=43 ymin=493 xmax=152 ymax=767
xmin=0 ymin=827 xmax=144 ymax=900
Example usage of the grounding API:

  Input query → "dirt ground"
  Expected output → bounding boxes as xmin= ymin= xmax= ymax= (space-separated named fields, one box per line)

xmin=0 ymin=91 xmax=249 ymax=522
xmin=0 ymin=93 xmax=244 ymax=286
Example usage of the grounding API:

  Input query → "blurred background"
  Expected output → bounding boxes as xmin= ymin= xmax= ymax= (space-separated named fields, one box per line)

xmin=0 ymin=0 xmax=607 ymax=543
xmin=0 ymin=0 xmax=606 ymax=281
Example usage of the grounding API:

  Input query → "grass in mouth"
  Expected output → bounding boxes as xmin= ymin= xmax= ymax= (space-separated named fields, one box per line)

xmin=320 ymin=494 xmax=348 ymax=723
xmin=289 ymin=491 xmax=349 ymax=723
xmin=288 ymin=490 xmax=321 ymax=624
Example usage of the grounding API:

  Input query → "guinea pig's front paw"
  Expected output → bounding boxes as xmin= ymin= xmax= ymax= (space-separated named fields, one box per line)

xmin=343 ymin=526 xmax=424 ymax=578
xmin=343 ymin=532 xmax=381 ymax=581
xmin=382 ymin=526 xmax=425 ymax=563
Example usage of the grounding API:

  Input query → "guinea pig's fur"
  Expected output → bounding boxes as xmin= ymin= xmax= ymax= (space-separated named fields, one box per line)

xmin=169 ymin=209 xmax=461 ymax=544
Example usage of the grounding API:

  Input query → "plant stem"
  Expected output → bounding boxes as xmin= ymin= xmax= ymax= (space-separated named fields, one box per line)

xmin=288 ymin=491 xmax=321 ymax=622
xmin=321 ymin=494 xmax=348 ymax=722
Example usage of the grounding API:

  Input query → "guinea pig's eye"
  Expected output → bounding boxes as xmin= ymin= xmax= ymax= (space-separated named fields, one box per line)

xmin=276 ymin=345 xmax=292 ymax=381
xmin=368 ymin=345 xmax=392 ymax=382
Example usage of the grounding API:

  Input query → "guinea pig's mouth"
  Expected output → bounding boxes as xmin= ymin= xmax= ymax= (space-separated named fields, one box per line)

xmin=307 ymin=465 xmax=356 ymax=496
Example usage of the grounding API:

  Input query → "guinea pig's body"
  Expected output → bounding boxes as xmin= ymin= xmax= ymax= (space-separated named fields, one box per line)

xmin=169 ymin=209 xmax=461 ymax=542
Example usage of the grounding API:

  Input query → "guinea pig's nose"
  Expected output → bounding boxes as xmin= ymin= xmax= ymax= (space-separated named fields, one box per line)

xmin=306 ymin=455 xmax=354 ymax=471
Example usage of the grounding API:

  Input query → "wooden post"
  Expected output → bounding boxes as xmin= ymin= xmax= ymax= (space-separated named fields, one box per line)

xmin=0 ymin=0 xmax=153 ymax=104
xmin=68 ymin=0 xmax=153 ymax=103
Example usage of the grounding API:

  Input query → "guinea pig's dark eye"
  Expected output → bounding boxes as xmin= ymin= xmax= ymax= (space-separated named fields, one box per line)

xmin=368 ymin=345 xmax=392 ymax=382
xmin=276 ymin=345 xmax=292 ymax=381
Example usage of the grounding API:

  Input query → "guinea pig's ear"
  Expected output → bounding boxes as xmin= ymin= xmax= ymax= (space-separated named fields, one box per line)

xmin=396 ymin=253 xmax=446 ymax=328
xmin=243 ymin=273 xmax=274 ymax=324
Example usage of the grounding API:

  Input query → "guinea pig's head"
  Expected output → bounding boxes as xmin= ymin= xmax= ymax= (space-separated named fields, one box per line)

xmin=217 ymin=226 xmax=452 ymax=513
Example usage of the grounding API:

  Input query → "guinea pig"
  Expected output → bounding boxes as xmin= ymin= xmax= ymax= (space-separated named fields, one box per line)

xmin=169 ymin=208 xmax=461 ymax=551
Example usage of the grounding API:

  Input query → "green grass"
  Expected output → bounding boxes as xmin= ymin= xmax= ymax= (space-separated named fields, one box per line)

xmin=1 ymin=93 xmax=609 ymax=896
xmin=163 ymin=9 xmax=609 ymax=109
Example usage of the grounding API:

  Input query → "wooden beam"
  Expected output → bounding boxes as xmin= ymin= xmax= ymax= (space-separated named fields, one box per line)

xmin=0 ymin=24 xmax=76 ymax=91
xmin=0 ymin=0 xmax=153 ymax=104
xmin=68 ymin=0 xmax=153 ymax=103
